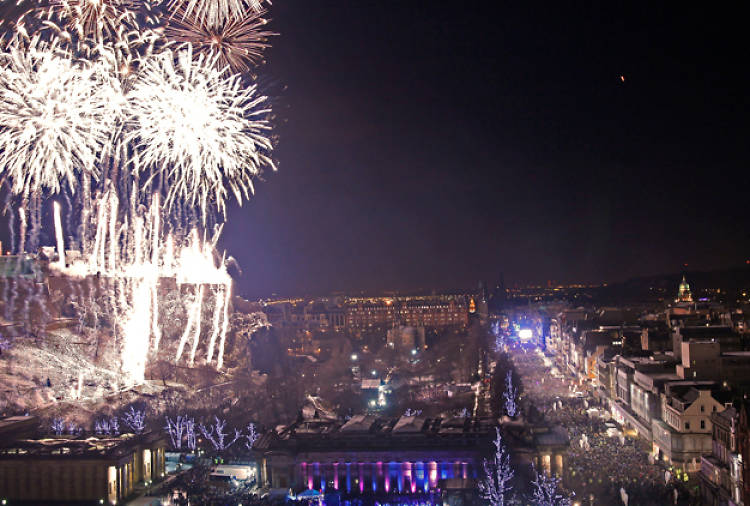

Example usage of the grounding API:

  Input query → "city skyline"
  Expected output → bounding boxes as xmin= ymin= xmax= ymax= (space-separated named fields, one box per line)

xmin=0 ymin=2 xmax=748 ymax=504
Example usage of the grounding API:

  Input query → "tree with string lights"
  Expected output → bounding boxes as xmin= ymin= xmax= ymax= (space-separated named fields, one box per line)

xmin=479 ymin=427 xmax=515 ymax=506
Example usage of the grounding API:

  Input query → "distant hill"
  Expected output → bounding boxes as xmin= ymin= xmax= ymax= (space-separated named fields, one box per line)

xmin=595 ymin=265 xmax=750 ymax=305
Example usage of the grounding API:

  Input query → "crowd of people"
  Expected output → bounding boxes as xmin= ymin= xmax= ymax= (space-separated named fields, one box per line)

xmin=149 ymin=466 xmax=275 ymax=506
xmin=510 ymin=346 xmax=699 ymax=505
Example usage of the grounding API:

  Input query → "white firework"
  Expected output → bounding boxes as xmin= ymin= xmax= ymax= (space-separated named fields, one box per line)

xmin=125 ymin=45 xmax=274 ymax=220
xmin=0 ymin=38 xmax=123 ymax=197
xmin=169 ymin=0 xmax=270 ymax=29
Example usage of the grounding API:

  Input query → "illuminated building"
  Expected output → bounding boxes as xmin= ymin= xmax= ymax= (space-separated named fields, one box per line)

xmin=677 ymin=275 xmax=694 ymax=303
xmin=699 ymin=405 xmax=745 ymax=506
xmin=0 ymin=417 xmax=167 ymax=505
xmin=652 ymin=383 xmax=730 ymax=472
xmin=346 ymin=298 xmax=469 ymax=331
xmin=254 ymin=414 xmax=568 ymax=504
xmin=346 ymin=302 xmax=396 ymax=330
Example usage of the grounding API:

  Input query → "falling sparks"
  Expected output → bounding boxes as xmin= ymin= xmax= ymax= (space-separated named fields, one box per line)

xmin=120 ymin=279 xmax=152 ymax=383
xmin=52 ymin=193 xmax=234 ymax=384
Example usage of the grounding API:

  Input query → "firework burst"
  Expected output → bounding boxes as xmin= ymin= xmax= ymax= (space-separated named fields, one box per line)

xmin=45 ymin=0 xmax=139 ymax=42
xmin=168 ymin=0 xmax=269 ymax=29
xmin=0 ymin=38 xmax=123 ymax=197
xmin=0 ymin=0 xmax=278 ymax=387
xmin=165 ymin=5 xmax=274 ymax=74
xmin=38 ymin=0 xmax=163 ymax=69
xmin=125 ymin=46 xmax=274 ymax=220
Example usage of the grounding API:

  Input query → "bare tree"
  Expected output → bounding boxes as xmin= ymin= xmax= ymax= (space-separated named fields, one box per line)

xmin=478 ymin=428 xmax=514 ymax=506
xmin=185 ymin=417 xmax=197 ymax=450
xmin=199 ymin=416 xmax=241 ymax=452
xmin=51 ymin=417 xmax=65 ymax=435
xmin=123 ymin=406 xmax=147 ymax=434
xmin=245 ymin=422 xmax=259 ymax=450
xmin=165 ymin=415 xmax=187 ymax=450
xmin=530 ymin=465 xmax=572 ymax=506
xmin=503 ymin=371 xmax=518 ymax=417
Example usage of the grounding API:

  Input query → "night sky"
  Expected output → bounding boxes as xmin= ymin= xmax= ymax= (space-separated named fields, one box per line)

xmin=1 ymin=2 xmax=748 ymax=296
xmin=222 ymin=1 xmax=749 ymax=296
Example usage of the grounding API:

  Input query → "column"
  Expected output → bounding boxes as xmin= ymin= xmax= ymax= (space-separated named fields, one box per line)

xmin=405 ymin=461 xmax=415 ymax=493
xmin=346 ymin=462 xmax=351 ymax=493
xmin=397 ymin=462 xmax=404 ymax=493
xmin=384 ymin=463 xmax=391 ymax=493
xmin=428 ymin=461 xmax=438 ymax=490
xmin=301 ymin=462 xmax=309 ymax=490
xmin=358 ymin=462 xmax=364 ymax=493
xmin=415 ymin=461 xmax=426 ymax=492
xmin=542 ymin=454 xmax=551 ymax=475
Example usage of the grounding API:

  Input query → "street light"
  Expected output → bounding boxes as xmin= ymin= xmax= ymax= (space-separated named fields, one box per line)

xmin=351 ymin=353 xmax=358 ymax=361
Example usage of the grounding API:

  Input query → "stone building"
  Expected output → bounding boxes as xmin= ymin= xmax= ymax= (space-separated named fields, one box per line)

xmin=0 ymin=416 xmax=166 ymax=505
xmin=254 ymin=414 xmax=568 ymax=504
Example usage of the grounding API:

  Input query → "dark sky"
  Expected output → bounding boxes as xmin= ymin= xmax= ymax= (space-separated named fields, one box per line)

xmin=221 ymin=1 xmax=749 ymax=296
xmin=1 ymin=2 xmax=747 ymax=297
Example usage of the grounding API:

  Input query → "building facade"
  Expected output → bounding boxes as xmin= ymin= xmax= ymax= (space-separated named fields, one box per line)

xmin=0 ymin=417 xmax=166 ymax=505
xmin=255 ymin=415 xmax=568 ymax=504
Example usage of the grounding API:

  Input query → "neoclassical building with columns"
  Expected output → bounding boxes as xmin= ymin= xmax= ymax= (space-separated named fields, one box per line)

xmin=254 ymin=414 xmax=569 ymax=504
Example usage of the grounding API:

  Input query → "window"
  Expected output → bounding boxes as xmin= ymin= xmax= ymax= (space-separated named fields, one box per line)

xmin=701 ymin=405 xmax=705 ymax=412
xmin=701 ymin=420 xmax=706 ymax=429
xmin=685 ymin=422 xmax=690 ymax=430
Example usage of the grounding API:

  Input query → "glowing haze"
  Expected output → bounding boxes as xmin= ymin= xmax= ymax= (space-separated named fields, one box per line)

xmin=0 ymin=0 xmax=276 ymax=387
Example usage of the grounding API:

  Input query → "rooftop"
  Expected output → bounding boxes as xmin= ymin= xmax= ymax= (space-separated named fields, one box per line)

xmin=256 ymin=416 xmax=500 ymax=454
xmin=0 ymin=432 xmax=166 ymax=461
